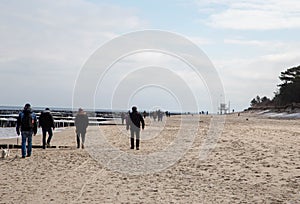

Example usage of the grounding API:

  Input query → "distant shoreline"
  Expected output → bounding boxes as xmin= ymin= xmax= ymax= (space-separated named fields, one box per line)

xmin=243 ymin=109 xmax=300 ymax=119
xmin=246 ymin=103 xmax=300 ymax=113
xmin=0 ymin=105 xmax=126 ymax=113
xmin=0 ymin=105 xmax=185 ymax=115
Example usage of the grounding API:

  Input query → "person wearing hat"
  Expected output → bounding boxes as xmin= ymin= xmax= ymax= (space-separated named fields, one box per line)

xmin=74 ymin=108 xmax=89 ymax=149
xmin=16 ymin=103 xmax=38 ymax=158
xmin=39 ymin=108 xmax=55 ymax=149
xmin=126 ymin=106 xmax=145 ymax=150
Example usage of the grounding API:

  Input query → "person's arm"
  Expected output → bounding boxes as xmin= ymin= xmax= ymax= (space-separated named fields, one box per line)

xmin=33 ymin=113 xmax=38 ymax=135
xmin=50 ymin=114 xmax=55 ymax=129
xmin=140 ymin=114 xmax=145 ymax=130
xmin=38 ymin=113 xmax=43 ymax=128
xmin=74 ymin=115 xmax=78 ymax=127
xmin=126 ymin=114 xmax=130 ymax=130
xmin=85 ymin=115 xmax=89 ymax=128
xmin=16 ymin=113 xmax=21 ymax=135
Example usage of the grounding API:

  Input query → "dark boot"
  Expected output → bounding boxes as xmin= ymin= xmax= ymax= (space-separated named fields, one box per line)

xmin=77 ymin=134 xmax=80 ymax=148
xmin=130 ymin=138 xmax=134 ymax=149
xmin=136 ymin=139 xmax=140 ymax=150
xmin=42 ymin=134 xmax=46 ymax=149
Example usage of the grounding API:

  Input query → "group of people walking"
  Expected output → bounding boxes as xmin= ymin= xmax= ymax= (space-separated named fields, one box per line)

xmin=16 ymin=104 xmax=89 ymax=158
xmin=16 ymin=103 xmax=146 ymax=158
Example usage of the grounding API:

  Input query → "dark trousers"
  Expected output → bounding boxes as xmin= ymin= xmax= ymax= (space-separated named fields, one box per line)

xmin=42 ymin=128 xmax=53 ymax=148
xmin=130 ymin=128 xmax=140 ymax=149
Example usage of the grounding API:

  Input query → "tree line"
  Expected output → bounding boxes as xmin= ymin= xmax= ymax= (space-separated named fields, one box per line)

xmin=250 ymin=65 xmax=300 ymax=107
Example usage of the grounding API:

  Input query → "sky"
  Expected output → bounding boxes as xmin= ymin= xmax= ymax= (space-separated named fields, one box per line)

xmin=1 ymin=0 xmax=300 ymax=112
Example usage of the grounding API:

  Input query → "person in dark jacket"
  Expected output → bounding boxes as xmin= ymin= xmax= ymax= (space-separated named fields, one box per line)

xmin=126 ymin=106 xmax=145 ymax=150
xmin=39 ymin=108 xmax=55 ymax=149
xmin=74 ymin=108 xmax=89 ymax=149
xmin=16 ymin=103 xmax=37 ymax=158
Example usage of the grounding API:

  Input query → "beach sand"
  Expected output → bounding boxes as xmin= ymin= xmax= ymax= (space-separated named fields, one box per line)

xmin=0 ymin=114 xmax=299 ymax=203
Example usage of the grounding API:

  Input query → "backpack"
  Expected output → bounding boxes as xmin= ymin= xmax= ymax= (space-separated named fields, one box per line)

xmin=21 ymin=112 xmax=34 ymax=129
xmin=129 ymin=112 xmax=140 ymax=127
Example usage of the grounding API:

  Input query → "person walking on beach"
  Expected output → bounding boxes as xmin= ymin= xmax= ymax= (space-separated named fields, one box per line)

xmin=157 ymin=110 xmax=163 ymax=122
xmin=152 ymin=111 xmax=157 ymax=121
xmin=126 ymin=106 xmax=145 ymax=150
xmin=39 ymin=108 xmax=55 ymax=149
xmin=74 ymin=108 xmax=89 ymax=149
xmin=16 ymin=103 xmax=37 ymax=158
xmin=143 ymin=110 xmax=147 ymax=118
xmin=121 ymin=112 xmax=126 ymax=125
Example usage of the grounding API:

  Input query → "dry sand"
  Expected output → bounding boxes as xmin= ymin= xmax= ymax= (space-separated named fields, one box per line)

xmin=0 ymin=114 xmax=299 ymax=204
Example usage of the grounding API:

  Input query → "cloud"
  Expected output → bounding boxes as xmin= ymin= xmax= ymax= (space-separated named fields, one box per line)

xmin=0 ymin=0 xmax=144 ymax=107
xmin=223 ymin=38 xmax=300 ymax=61
xmin=0 ymin=0 xmax=143 ymax=65
xmin=224 ymin=39 xmax=284 ymax=48
xmin=196 ymin=0 xmax=300 ymax=30
xmin=212 ymin=48 xmax=300 ymax=110
xmin=187 ymin=36 xmax=214 ymax=45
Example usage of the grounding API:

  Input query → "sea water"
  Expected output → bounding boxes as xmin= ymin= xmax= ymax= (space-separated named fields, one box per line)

xmin=0 ymin=127 xmax=67 ymax=139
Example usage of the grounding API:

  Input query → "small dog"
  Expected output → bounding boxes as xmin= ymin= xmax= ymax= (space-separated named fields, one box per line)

xmin=1 ymin=148 xmax=10 ymax=158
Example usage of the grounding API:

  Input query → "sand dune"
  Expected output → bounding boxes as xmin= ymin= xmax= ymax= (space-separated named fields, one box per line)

xmin=0 ymin=114 xmax=299 ymax=203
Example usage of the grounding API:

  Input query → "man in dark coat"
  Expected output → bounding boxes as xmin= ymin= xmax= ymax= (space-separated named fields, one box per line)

xmin=126 ymin=106 xmax=145 ymax=150
xmin=74 ymin=108 xmax=89 ymax=149
xmin=39 ymin=108 xmax=55 ymax=149
xmin=16 ymin=103 xmax=37 ymax=158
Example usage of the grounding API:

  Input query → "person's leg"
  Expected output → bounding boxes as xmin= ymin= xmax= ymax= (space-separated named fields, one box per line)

xmin=21 ymin=132 xmax=27 ymax=158
xmin=76 ymin=133 xmax=80 ymax=148
xmin=81 ymin=131 xmax=86 ymax=149
xmin=136 ymin=129 xmax=140 ymax=150
xmin=27 ymin=131 xmax=33 ymax=156
xmin=130 ymin=129 xmax=134 ymax=149
xmin=46 ymin=128 xmax=53 ymax=146
xmin=42 ymin=128 xmax=47 ymax=149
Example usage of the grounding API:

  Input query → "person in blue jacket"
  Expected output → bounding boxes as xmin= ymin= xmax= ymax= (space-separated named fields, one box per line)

xmin=16 ymin=103 xmax=37 ymax=158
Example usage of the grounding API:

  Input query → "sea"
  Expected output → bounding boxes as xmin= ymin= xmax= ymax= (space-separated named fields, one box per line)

xmin=0 ymin=127 xmax=67 ymax=140
xmin=0 ymin=105 xmax=110 ymax=140
xmin=0 ymin=105 xmax=127 ymax=140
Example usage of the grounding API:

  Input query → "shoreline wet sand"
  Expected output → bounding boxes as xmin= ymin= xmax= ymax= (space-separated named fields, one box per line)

xmin=0 ymin=114 xmax=299 ymax=203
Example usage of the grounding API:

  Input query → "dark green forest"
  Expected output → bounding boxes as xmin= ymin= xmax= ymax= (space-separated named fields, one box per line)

xmin=250 ymin=65 xmax=300 ymax=107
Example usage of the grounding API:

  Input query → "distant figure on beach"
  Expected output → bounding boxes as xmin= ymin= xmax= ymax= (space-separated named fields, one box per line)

xmin=39 ymin=108 xmax=55 ymax=149
xmin=158 ymin=110 xmax=163 ymax=122
xmin=121 ymin=112 xmax=126 ymax=125
xmin=125 ymin=110 xmax=130 ymax=126
xmin=153 ymin=111 xmax=157 ymax=121
xmin=74 ymin=108 xmax=89 ymax=149
xmin=126 ymin=106 xmax=145 ymax=150
xmin=16 ymin=103 xmax=37 ymax=158
xmin=143 ymin=111 xmax=147 ymax=118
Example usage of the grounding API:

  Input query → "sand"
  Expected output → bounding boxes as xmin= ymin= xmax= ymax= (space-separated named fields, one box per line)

xmin=0 ymin=114 xmax=299 ymax=204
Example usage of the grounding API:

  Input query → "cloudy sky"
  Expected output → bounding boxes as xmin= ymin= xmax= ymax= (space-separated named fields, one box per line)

xmin=1 ymin=0 xmax=300 ymax=112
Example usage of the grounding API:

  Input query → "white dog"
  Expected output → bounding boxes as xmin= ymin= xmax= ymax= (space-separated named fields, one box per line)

xmin=1 ymin=148 xmax=10 ymax=158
